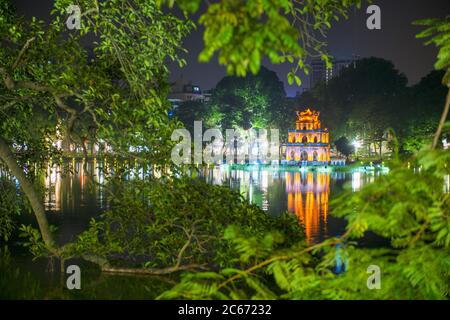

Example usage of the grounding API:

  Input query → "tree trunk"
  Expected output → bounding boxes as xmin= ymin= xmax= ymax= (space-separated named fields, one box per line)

xmin=0 ymin=136 xmax=56 ymax=251
xmin=432 ymin=87 xmax=450 ymax=149
xmin=379 ymin=140 xmax=382 ymax=160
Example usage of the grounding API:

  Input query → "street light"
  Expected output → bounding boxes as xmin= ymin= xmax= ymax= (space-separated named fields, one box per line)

xmin=352 ymin=139 xmax=362 ymax=152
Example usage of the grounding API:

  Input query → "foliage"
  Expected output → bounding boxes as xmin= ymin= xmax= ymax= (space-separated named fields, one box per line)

xmin=398 ymin=71 xmax=448 ymax=153
xmin=174 ymin=100 xmax=221 ymax=135
xmin=18 ymin=224 xmax=51 ymax=258
xmin=0 ymin=243 xmax=174 ymax=299
xmin=414 ymin=16 xmax=450 ymax=86
xmin=207 ymin=67 xmax=287 ymax=131
xmin=316 ymin=57 xmax=407 ymax=135
xmin=160 ymin=147 xmax=450 ymax=300
xmin=0 ymin=0 xmax=192 ymax=169
xmin=0 ymin=177 xmax=22 ymax=241
xmin=159 ymin=0 xmax=362 ymax=85
xmin=334 ymin=137 xmax=354 ymax=158
xmin=0 ymin=0 xmax=193 ymax=254
xmin=401 ymin=118 xmax=438 ymax=153
xmin=0 ymin=246 xmax=42 ymax=299
xmin=1 ymin=0 xmax=449 ymax=302
xmin=295 ymin=58 xmax=447 ymax=155
xmin=71 ymin=176 xmax=304 ymax=269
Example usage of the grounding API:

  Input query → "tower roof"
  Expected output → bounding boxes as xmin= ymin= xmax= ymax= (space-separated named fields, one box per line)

xmin=296 ymin=108 xmax=320 ymax=123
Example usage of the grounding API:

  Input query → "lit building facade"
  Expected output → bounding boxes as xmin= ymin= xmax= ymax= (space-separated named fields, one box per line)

xmin=168 ymin=76 xmax=208 ymax=109
xmin=284 ymin=109 xmax=330 ymax=165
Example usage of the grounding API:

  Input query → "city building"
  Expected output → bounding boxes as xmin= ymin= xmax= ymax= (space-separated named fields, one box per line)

xmin=309 ymin=56 xmax=359 ymax=88
xmin=168 ymin=76 xmax=207 ymax=109
xmin=282 ymin=109 xmax=330 ymax=165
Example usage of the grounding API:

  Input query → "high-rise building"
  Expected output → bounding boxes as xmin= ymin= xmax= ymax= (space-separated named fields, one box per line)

xmin=309 ymin=56 xmax=359 ymax=89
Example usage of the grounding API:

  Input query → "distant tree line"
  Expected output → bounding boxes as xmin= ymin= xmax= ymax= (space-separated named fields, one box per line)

xmin=174 ymin=66 xmax=291 ymax=136
xmin=305 ymin=57 xmax=448 ymax=158
xmin=175 ymin=58 xmax=448 ymax=159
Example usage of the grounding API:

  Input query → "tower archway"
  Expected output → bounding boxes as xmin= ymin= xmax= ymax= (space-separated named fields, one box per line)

xmin=301 ymin=151 xmax=308 ymax=161
xmin=313 ymin=151 xmax=318 ymax=161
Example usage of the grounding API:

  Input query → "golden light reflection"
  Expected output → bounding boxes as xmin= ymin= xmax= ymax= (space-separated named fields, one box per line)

xmin=45 ymin=164 xmax=61 ymax=212
xmin=44 ymin=160 xmax=107 ymax=213
xmin=286 ymin=171 xmax=330 ymax=244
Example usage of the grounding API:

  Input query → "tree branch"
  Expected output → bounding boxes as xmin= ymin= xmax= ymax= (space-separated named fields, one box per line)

xmin=432 ymin=87 xmax=450 ymax=149
xmin=12 ymin=37 xmax=36 ymax=70
xmin=0 ymin=135 xmax=57 ymax=253
xmin=218 ymin=225 xmax=355 ymax=290
xmin=78 ymin=220 xmax=207 ymax=276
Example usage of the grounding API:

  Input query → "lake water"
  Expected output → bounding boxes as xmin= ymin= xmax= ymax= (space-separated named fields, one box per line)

xmin=0 ymin=160 xmax=385 ymax=299
xmin=202 ymin=166 xmax=380 ymax=243
xmin=41 ymin=162 xmax=381 ymax=244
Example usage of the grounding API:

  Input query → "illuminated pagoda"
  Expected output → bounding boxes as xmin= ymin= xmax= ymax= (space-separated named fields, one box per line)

xmin=284 ymin=109 xmax=330 ymax=165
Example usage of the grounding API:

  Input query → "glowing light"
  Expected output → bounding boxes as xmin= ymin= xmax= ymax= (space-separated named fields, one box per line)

xmin=352 ymin=172 xmax=361 ymax=191
xmin=352 ymin=139 xmax=363 ymax=151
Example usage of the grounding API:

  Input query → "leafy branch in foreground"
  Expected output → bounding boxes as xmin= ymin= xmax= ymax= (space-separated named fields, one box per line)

xmin=415 ymin=16 xmax=450 ymax=87
xmin=414 ymin=16 xmax=450 ymax=148
xmin=0 ymin=177 xmax=23 ymax=241
xmin=159 ymin=0 xmax=363 ymax=85
xmin=0 ymin=0 xmax=191 ymax=258
xmin=62 ymin=177 xmax=304 ymax=275
xmin=159 ymin=147 xmax=450 ymax=300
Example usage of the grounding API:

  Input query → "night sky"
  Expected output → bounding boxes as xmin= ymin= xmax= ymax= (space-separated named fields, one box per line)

xmin=12 ymin=0 xmax=450 ymax=96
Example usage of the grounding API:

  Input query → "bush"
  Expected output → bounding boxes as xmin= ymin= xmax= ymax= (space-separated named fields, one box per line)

xmin=0 ymin=177 xmax=22 ymax=241
xmin=72 ymin=176 xmax=304 ymax=270
xmin=159 ymin=147 xmax=450 ymax=300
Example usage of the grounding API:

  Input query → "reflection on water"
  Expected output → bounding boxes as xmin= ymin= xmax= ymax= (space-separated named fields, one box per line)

xmin=203 ymin=167 xmax=382 ymax=243
xmin=286 ymin=172 xmax=329 ymax=244
xmin=41 ymin=160 xmax=112 ymax=243
xmin=44 ymin=159 xmax=108 ymax=214
xmin=3 ymin=160 xmax=383 ymax=244
xmin=33 ymin=161 xmax=449 ymax=244
xmin=0 ymin=246 xmax=172 ymax=299
xmin=2 ymin=160 xmax=448 ymax=299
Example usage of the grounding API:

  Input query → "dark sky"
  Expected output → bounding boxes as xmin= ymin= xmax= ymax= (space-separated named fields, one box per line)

xmin=12 ymin=0 xmax=450 ymax=96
